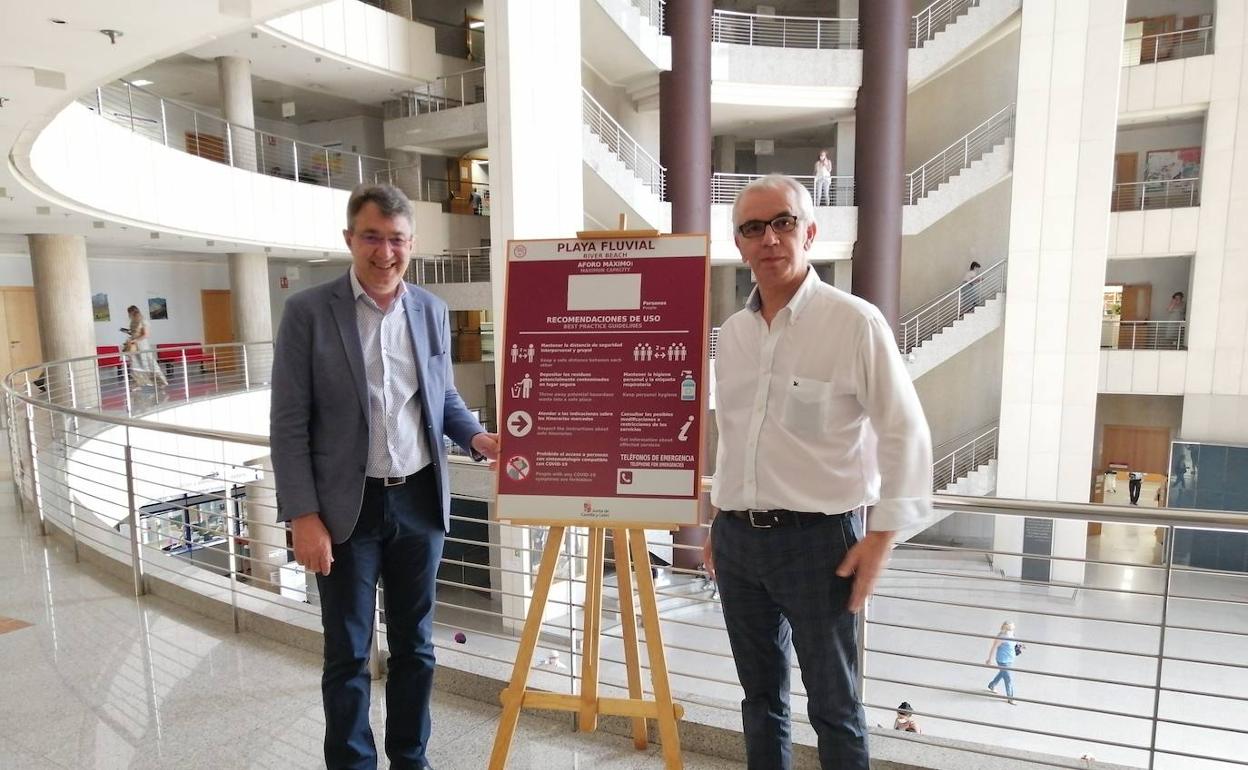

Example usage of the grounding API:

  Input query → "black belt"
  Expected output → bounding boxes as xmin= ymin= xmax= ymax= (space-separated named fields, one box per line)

xmin=365 ymin=467 xmax=428 ymax=488
xmin=723 ymin=509 xmax=847 ymax=529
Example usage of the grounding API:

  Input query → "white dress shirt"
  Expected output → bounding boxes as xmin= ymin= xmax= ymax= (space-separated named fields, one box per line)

xmin=711 ymin=267 xmax=933 ymax=532
xmin=350 ymin=269 xmax=431 ymax=477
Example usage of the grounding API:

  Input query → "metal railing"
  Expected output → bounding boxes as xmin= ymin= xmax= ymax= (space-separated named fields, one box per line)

xmin=1111 ymin=178 xmax=1201 ymax=212
xmin=931 ymin=424 xmax=998 ymax=492
xmin=384 ymin=67 xmax=486 ymax=118
xmin=80 ymin=81 xmax=392 ymax=191
xmin=712 ymin=173 xmax=855 ymax=206
xmin=899 ymin=259 xmax=1006 ymax=356
xmin=911 ymin=0 xmax=981 ymax=48
xmin=406 ymin=247 xmax=491 ymax=285
xmin=629 ymin=0 xmax=664 ymax=31
xmin=370 ymin=169 xmax=491 ymax=214
xmin=1102 ymin=320 xmax=1188 ymax=351
xmin=1123 ymin=26 xmax=1214 ymax=67
xmin=905 ymin=104 xmax=1015 ymax=205
xmin=6 ymin=348 xmax=1248 ymax=768
xmin=711 ymin=9 xmax=859 ymax=49
xmin=582 ymin=89 xmax=666 ymax=199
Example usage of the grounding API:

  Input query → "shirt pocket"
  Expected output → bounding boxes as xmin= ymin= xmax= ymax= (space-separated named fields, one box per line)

xmin=780 ymin=376 xmax=836 ymax=437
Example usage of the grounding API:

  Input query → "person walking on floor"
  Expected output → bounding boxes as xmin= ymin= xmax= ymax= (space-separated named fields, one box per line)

xmin=986 ymin=621 xmax=1019 ymax=704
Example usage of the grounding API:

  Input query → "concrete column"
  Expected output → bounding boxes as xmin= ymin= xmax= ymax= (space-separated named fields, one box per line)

xmin=994 ymin=1 xmax=1127 ymax=583
xmin=387 ymin=148 xmax=424 ymax=202
xmin=228 ymin=252 xmax=273 ymax=384
xmin=484 ymin=0 xmax=584 ymax=629
xmin=28 ymin=234 xmax=99 ymax=409
xmin=714 ymin=135 xmax=737 ymax=174
xmin=661 ymin=0 xmax=712 ymax=235
xmin=244 ymin=456 xmax=287 ymax=592
xmin=383 ymin=0 xmax=413 ymax=20
xmin=835 ymin=118 xmax=856 ymax=177
xmin=852 ymin=0 xmax=907 ymax=331
xmin=216 ymin=55 xmax=257 ymax=172
xmin=709 ymin=265 xmax=739 ymax=327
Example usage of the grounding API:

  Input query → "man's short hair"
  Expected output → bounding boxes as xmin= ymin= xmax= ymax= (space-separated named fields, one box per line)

xmin=1173 ymin=291 xmax=1185 ymax=300
xmin=731 ymin=173 xmax=816 ymax=230
xmin=346 ymin=183 xmax=414 ymax=231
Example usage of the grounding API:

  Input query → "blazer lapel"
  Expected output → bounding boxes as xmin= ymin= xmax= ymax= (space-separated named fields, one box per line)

xmin=330 ymin=276 xmax=370 ymax=416
xmin=403 ymin=289 xmax=430 ymax=386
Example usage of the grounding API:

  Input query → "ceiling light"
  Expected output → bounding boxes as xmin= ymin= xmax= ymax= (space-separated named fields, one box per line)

xmin=468 ymin=20 xmax=485 ymax=29
xmin=130 ymin=79 xmax=154 ymax=87
xmin=307 ymin=258 xmax=329 ymax=263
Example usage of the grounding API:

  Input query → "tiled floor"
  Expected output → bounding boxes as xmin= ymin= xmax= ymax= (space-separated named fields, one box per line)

xmin=0 ymin=488 xmax=739 ymax=769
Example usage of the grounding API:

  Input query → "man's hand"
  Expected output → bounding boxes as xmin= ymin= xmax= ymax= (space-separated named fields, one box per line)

xmin=291 ymin=514 xmax=334 ymax=576
xmin=835 ymin=530 xmax=896 ymax=613
xmin=702 ymin=529 xmax=715 ymax=581
xmin=471 ymin=432 xmax=501 ymax=465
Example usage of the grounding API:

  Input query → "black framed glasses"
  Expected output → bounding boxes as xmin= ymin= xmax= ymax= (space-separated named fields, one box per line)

xmin=737 ymin=214 xmax=799 ymax=239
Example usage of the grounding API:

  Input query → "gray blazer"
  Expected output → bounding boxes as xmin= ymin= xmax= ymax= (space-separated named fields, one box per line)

xmin=270 ymin=273 xmax=485 ymax=542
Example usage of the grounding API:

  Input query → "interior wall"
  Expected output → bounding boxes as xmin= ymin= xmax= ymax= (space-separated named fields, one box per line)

xmin=1104 ymin=256 xmax=1192 ymax=319
xmin=1114 ymin=120 xmax=1206 ymax=183
xmin=914 ymin=326 xmax=1005 ymax=449
xmin=580 ymin=64 xmax=658 ymax=155
xmin=299 ymin=115 xmax=388 ymax=157
xmin=1093 ymin=394 xmax=1184 ymax=472
xmin=901 ymin=178 xmax=1012 ymax=312
xmin=1125 ymin=0 xmax=1215 ymax=20
xmin=904 ymin=28 xmax=1021 ymax=168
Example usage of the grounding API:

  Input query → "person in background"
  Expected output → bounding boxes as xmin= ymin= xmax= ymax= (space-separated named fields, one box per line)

xmin=125 ymin=305 xmax=168 ymax=392
xmin=986 ymin=621 xmax=1019 ymax=704
xmin=1166 ymin=291 xmax=1186 ymax=348
xmin=813 ymin=149 xmax=834 ymax=207
xmin=893 ymin=702 xmax=921 ymax=733
xmin=960 ymin=261 xmax=982 ymax=314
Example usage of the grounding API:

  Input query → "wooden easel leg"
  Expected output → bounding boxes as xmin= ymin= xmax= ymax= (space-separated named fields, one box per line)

xmin=629 ymin=530 xmax=684 ymax=769
xmin=612 ymin=528 xmax=649 ymax=749
xmin=488 ymin=526 xmax=567 ymax=770
xmin=578 ymin=527 xmax=605 ymax=731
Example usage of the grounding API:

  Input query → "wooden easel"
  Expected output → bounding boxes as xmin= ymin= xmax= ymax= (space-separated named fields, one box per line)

xmin=490 ymin=217 xmax=686 ymax=768
xmin=487 ymin=524 xmax=685 ymax=769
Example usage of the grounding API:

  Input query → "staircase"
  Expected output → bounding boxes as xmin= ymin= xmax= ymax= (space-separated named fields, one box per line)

xmin=581 ymin=89 xmax=669 ymax=231
xmin=901 ymin=258 xmax=1007 ymax=378
xmin=895 ymin=423 xmax=999 ymax=543
xmin=909 ymin=0 xmax=1023 ymax=87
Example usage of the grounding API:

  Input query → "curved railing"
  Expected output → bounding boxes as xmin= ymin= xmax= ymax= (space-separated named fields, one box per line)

xmin=1111 ymin=178 xmax=1201 ymax=212
xmin=582 ymin=89 xmax=665 ymax=198
xmin=899 ymin=258 xmax=1006 ymax=355
xmin=81 ymin=80 xmax=393 ymax=191
xmin=711 ymin=9 xmax=859 ymax=50
xmin=905 ymin=104 xmax=1014 ymax=205
xmin=8 ymin=349 xmax=1248 ymax=768
xmin=931 ymin=423 xmax=998 ymax=492
xmin=383 ymin=66 xmax=486 ymax=117
xmin=711 ymin=172 xmax=855 ymax=206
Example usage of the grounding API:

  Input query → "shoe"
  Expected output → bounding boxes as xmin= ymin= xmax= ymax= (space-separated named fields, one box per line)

xmin=1007 ymin=699 xmax=1016 ymax=705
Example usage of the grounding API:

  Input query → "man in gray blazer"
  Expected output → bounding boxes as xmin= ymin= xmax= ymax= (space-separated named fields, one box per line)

xmin=271 ymin=183 xmax=499 ymax=769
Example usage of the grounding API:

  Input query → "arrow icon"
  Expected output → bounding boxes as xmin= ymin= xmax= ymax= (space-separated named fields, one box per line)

xmin=506 ymin=410 xmax=533 ymax=437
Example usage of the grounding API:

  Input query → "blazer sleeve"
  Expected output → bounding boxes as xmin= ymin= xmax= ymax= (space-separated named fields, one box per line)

xmin=434 ymin=304 xmax=487 ymax=454
xmin=269 ymin=298 xmax=321 ymax=521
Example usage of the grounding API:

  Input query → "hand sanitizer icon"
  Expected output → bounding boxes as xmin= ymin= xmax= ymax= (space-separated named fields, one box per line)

xmin=680 ymin=370 xmax=696 ymax=401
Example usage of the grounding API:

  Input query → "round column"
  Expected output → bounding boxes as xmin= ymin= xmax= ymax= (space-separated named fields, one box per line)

xmin=228 ymin=252 xmax=272 ymax=384
xmin=28 ymin=234 xmax=98 ymax=408
xmin=244 ymin=456 xmax=287 ymax=592
xmin=216 ymin=55 xmax=257 ymax=172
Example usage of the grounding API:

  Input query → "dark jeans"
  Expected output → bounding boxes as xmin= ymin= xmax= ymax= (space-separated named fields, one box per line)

xmin=713 ymin=511 xmax=869 ymax=770
xmin=316 ymin=466 xmax=444 ymax=770
xmin=1129 ymin=477 xmax=1143 ymax=504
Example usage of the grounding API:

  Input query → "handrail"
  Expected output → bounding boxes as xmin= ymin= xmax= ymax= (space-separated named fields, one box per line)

xmin=406 ymin=248 xmax=492 ymax=285
xmin=581 ymin=89 xmax=666 ymax=198
xmin=1110 ymin=178 xmax=1200 ymax=212
xmin=905 ymin=104 xmax=1014 ymax=205
xmin=80 ymin=81 xmax=392 ymax=191
xmin=1102 ymin=320 xmax=1187 ymax=351
xmin=931 ymin=424 xmax=998 ymax=493
xmin=711 ymin=173 xmax=855 ymax=206
xmin=899 ymin=258 xmax=1006 ymax=355
xmin=911 ymin=0 xmax=981 ymax=48
xmin=385 ymin=66 xmax=486 ymax=118
xmin=628 ymin=0 xmax=664 ymax=31
xmin=711 ymin=9 xmax=859 ymax=50
xmin=369 ymin=170 xmax=491 ymax=212
xmin=1123 ymin=25 xmax=1213 ymax=67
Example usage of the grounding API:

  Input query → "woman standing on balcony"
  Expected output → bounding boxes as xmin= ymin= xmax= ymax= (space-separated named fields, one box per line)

xmin=125 ymin=305 xmax=167 ymax=392
xmin=813 ymin=149 xmax=834 ymax=206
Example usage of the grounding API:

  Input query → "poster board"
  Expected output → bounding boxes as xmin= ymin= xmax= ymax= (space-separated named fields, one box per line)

xmin=495 ymin=234 xmax=710 ymax=526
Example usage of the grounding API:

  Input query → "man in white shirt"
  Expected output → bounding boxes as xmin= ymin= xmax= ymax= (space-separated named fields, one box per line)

xmin=704 ymin=174 xmax=932 ymax=769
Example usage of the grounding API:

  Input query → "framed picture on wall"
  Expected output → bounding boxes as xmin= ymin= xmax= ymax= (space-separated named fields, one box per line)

xmin=1144 ymin=147 xmax=1201 ymax=182
xmin=91 ymin=292 xmax=110 ymax=322
xmin=148 ymin=296 xmax=168 ymax=320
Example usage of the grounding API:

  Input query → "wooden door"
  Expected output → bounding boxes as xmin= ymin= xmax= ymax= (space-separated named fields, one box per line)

xmin=1131 ymin=15 xmax=1176 ymax=63
xmin=1102 ymin=425 xmax=1172 ymax=476
xmin=1 ymin=288 xmax=42 ymax=377
xmin=1113 ymin=153 xmax=1139 ymax=211
xmin=1118 ymin=283 xmax=1152 ymax=349
xmin=201 ymin=290 xmax=234 ymax=374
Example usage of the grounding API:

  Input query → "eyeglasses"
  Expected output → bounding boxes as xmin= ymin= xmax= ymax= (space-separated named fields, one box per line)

xmin=736 ymin=214 xmax=799 ymax=239
xmin=355 ymin=233 xmax=412 ymax=250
